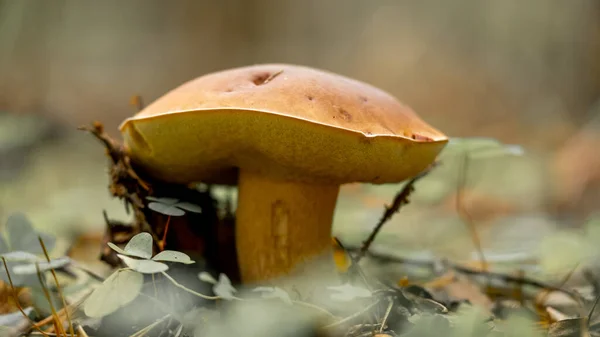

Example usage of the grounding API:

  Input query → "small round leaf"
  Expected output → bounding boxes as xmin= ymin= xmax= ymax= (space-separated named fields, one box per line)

xmin=123 ymin=232 xmax=153 ymax=259
xmin=175 ymin=202 xmax=203 ymax=214
xmin=252 ymin=287 xmax=292 ymax=305
xmin=198 ymin=272 xmax=218 ymax=284
xmin=148 ymin=202 xmax=185 ymax=216
xmin=117 ymin=255 xmax=168 ymax=274
xmin=0 ymin=251 xmax=39 ymax=262
xmin=146 ymin=196 xmax=179 ymax=205
xmin=12 ymin=257 xmax=71 ymax=275
xmin=214 ymin=273 xmax=236 ymax=300
xmin=152 ymin=250 xmax=195 ymax=264
xmin=106 ymin=242 xmax=128 ymax=256
xmin=83 ymin=269 xmax=143 ymax=318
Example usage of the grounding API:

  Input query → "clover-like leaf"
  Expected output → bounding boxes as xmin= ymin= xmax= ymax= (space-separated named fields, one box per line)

xmin=213 ymin=273 xmax=236 ymax=300
xmin=0 ymin=259 xmax=39 ymax=287
xmin=5 ymin=213 xmax=55 ymax=254
xmin=198 ymin=271 xmax=218 ymax=284
xmin=12 ymin=257 xmax=71 ymax=275
xmin=117 ymin=254 xmax=168 ymax=274
xmin=253 ymin=286 xmax=292 ymax=305
xmin=0 ymin=306 xmax=33 ymax=327
xmin=327 ymin=283 xmax=372 ymax=302
xmin=0 ymin=234 xmax=8 ymax=254
xmin=146 ymin=196 xmax=202 ymax=216
xmin=0 ymin=251 xmax=39 ymax=262
xmin=146 ymin=196 xmax=179 ymax=205
xmin=84 ymin=269 xmax=143 ymax=318
xmin=152 ymin=250 xmax=195 ymax=264
xmin=118 ymin=232 xmax=153 ymax=259
xmin=148 ymin=202 xmax=185 ymax=216
xmin=175 ymin=202 xmax=203 ymax=214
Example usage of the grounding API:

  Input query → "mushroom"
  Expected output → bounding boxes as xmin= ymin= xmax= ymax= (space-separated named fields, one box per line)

xmin=119 ymin=64 xmax=448 ymax=291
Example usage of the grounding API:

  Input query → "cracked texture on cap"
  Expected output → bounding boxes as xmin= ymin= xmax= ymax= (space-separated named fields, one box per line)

xmin=120 ymin=63 xmax=448 ymax=185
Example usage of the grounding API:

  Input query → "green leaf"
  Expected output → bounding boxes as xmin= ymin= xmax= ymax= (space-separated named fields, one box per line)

xmin=327 ymin=283 xmax=372 ymax=302
xmin=175 ymin=202 xmax=203 ymax=213
xmin=83 ymin=269 xmax=143 ymax=318
xmin=122 ymin=232 xmax=153 ymax=259
xmin=213 ymin=273 xmax=236 ymax=300
xmin=252 ymin=287 xmax=292 ymax=305
xmin=148 ymin=202 xmax=185 ymax=216
xmin=152 ymin=250 xmax=195 ymax=264
xmin=198 ymin=272 xmax=217 ymax=284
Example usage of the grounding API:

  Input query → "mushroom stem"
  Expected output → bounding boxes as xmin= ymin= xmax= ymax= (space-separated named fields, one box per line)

xmin=235 ymin=169 xmax=341 ymax=289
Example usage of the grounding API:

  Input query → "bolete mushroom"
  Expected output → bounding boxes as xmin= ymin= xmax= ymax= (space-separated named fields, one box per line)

xmin=119 ymin=64 xmax=448 ymax=290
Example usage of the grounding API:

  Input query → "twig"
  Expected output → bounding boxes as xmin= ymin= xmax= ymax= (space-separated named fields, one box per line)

xmin=346 ymin=248 xmax=580 ymax=299
xmin=39 ymin=237 xmax=75 ymax=337
xmin=320 ymin=301 xmax=381 ymax=330
xmin=355 ymin=164 xmax=437 ymax=263
xmin=290 ymin=300 xmax=336 ymax=319
xmin=1 ymin=257 xmax=50 ymax=337
xmin=129 ymin=95 xmax=145 ymax=112
xmin=32 ymin=296 xmax=87 ymax=330
xmin=588 ymin=293 xmax=600 ymax=323
xmin=129 ymin=314 xmax=170 ymax=337
xmin=378 ymin=298 xmax=394 ymax=333
xmin=77 ymin=325 xmax=89 ymax=337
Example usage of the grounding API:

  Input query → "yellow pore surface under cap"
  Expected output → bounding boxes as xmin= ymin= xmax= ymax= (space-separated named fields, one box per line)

xmin=120 ymin=64 xmax=448 ymax=185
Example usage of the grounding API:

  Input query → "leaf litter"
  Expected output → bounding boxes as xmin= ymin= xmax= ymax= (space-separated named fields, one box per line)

xmin=1 ymin=124 xmax=599 ymax=337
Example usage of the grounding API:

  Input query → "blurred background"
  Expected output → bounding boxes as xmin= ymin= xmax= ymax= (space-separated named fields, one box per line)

xmin=0 ymin=0 xmax=599 ymax=273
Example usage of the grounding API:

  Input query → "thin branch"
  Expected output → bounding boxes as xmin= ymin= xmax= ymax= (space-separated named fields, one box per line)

xmin=355 ymin=164 xmax=438 ymax=263
xmin=378 ymin=298 xmax=394 ymax=333
xmin=346 ymin=248 xmax=580 ymax=299
xmin=76 ymin=325 xmax=90 ymax=337
xmin=129 ymin=313 xmax=170 ymax=337
xmin=320 ymin=301 xmax=381 ymax=329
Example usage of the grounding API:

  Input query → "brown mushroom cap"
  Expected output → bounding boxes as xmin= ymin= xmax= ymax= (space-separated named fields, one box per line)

xmin=120 ymin=63 xmax=448 ymax=185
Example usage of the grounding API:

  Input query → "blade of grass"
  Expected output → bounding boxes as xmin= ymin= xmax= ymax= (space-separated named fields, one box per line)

xmin=39 ymin=237 xmax=75 ymax=337
xmin=34 ymin=262 xmax=66 ymax=337
xmin=2 ymin=257 xmax=50 ymax=337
